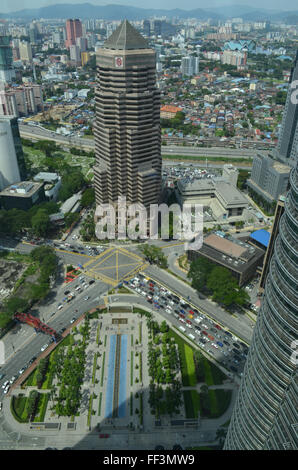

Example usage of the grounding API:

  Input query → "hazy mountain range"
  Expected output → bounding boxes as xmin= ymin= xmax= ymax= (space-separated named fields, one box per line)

xmin=0 ymin=3 xmax=298 ymax=23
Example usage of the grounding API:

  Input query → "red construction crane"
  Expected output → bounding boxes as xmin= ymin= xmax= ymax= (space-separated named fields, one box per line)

xmin=14 ymin=312 xmax=60 ymax=342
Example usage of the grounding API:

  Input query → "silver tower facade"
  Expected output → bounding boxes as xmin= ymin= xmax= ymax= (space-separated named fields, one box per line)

xmin=224 ymin=165 xmax=298 ymax=450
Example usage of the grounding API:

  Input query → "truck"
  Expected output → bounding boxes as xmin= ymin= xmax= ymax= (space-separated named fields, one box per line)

xmin=179 ymin=326 xmax=186 ymax=333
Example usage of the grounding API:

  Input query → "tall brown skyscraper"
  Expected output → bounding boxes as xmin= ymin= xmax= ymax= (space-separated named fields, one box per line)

xmin=94 ymin=20 xmax=161 ymax=217
xmin=65 ymin=19 xmax=83 ymax=48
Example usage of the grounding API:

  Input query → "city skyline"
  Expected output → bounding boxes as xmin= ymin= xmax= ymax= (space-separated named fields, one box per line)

xmin=1 ymin=0 xmax=298 ymax=14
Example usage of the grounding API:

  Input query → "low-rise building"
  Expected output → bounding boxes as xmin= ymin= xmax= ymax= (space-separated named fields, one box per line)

xmin=188 ymin=233 xmax=265 ymax=286
xmin=0 ymin=181 xmax=45 ymax=210
xmin=33 ymin=172 xmax=61 ymax=201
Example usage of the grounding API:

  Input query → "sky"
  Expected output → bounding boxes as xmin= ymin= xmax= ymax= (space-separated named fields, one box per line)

xmin=1 ymin=0 xmax=298 ymax=14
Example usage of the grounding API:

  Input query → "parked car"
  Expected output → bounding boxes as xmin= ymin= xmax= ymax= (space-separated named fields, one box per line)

xmin=40 ymin=344 xmax=48 ymax=352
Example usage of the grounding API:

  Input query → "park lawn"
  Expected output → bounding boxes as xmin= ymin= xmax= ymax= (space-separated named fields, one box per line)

xmin=169 ymin=328 xmax=196 ymax=386
xmin=11 ymin=394 xmax=29 ymax=423
xmin=184 ymin=343 xmax=196 ymax=387
xmin=23 ymin=368 xmax=38 ymax=387
xmin=196 ymin=354 xmax=227 ymax=386
xmin=208 ymin=389 xmax=219 ymax=416
xmin=183 ymin=390 xmax=200 ymax=419
xmin=33 ymin=393 xmax=49 ymax=422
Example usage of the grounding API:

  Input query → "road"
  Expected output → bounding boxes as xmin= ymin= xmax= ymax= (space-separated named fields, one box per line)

xmin=19 ymin=123 xmax=257 ymax=159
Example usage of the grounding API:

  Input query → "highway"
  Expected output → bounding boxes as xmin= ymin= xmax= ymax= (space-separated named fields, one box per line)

xmin=19 ymin=123 xmax=257 ymax=159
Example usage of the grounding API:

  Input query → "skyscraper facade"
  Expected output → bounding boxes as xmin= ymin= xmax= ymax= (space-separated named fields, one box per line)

xmin=277 ymin=51 xmax=298 ymax=166
xmin=65 ymin=19 xmax=83 ymax=49
xmin=224 ymin=164 xmax=298 ymax=450
xmin=0 ymin=116 xmax=27 ymax=190
xmin=181 ymin=56 xmax=199 ymax=77
xmin=94 ymin=20 xmax=161 ymax=216
xmin=0 ymin=36 xmax=15 ymax=84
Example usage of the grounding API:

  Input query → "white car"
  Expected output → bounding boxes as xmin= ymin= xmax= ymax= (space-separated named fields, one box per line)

xmin=9 ymin=376 xmax=16 ymax=384
xmin=202 ymin=324 xmax=209 ymax=329
xmin=84 ymin=296 xmax=89 ymax=301
xmin=3 ymin=385 xmax=10 ymax=394
xmin=135 ymin=287 xmax=141 ymax=293
xmin=169 ymin=300 xmax=175 ymax=306
xmin=57 ymin=304 xmax=63 ymax=310
xmin=212 ymin=343 xmax=219 ymax=349
xmin=141 ymin=291 xmax=146 ymax=297
xmin=41 ymin=344 xmax=48 ymax=352
xmin=165 ymin=308 xmax=172 ymax=314
xmin=1 ymin=381 xmax=9 ymax=389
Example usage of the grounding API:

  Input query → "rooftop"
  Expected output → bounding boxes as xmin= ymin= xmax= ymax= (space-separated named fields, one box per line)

xmin=204 ymin=234 xmax=246 ymax=258
xmin=0 ymin=181 xmax=43 ymax=198
xmin=250 ymin=229 xmax=270 ymax=248
xmin=103 ymin=20 xmax=149 ymax=51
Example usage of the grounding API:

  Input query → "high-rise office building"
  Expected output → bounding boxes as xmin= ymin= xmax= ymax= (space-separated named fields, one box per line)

xmin=0 ymin=116 xmax=28 ymax=190
xmin=276 ymin=51 xmax=298 ymax=166
xmin=143 ymin=20 xmax=151 ymax=37
xmin=224 ymin=164 xmax=298 ymax=450
xmin=0 ymin=36 xmax=15 ymax=84
xmin=19 ymin=41 xmax=32 ymax=62
xmin=65 ymin=19 xmax=83 ymax=49
xmin=181 ymin=56 xmax=199 ymax=77
xmin=94 ymin=20 xmax=161 ymax=216
xmin=69 ymin=45 xmax=81 ymax=64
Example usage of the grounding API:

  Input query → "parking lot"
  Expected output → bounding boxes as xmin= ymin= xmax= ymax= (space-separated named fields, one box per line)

xmin=125 ymin=274 xmax=249 ymax=377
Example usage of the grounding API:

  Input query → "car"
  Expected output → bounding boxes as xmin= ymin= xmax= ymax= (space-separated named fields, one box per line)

xmin=29 ymin=356 xmax=37 ymax=364
xmin=202 ymin=324 xmax=209 ymax=329
xmin=89 ymin=280 xmax=95 ymax=285
xmin=0 ymin=402 xmax=2 ymax=411
xmin=64 ymin=290 xmax=70 ymax=295
xmin=210 ymin=327 xmax=217 ymax=333
xmin=57 ymin=304 xmax=63 ymax=310
xmin=202 ymin=331 xmax=208 ymax=336
xmin=223 ymin=340 xmax=230 ymax=346
xmin=165 ymin=308 xmax=172 ymax=314
xmin=224 ymin=331 xmax=232 ymax=337
xmin=195 ymin=326 xmax=201 ymax=331
xmin=230 ymin=366 xmax=238 ymax=373
xmin=233 ymin=343 xmax=240 ymax=349
xmin=0 ymin=374 xmax=4 ymax=380
xmin=83 ymin=296 xmax=89 ymax=301
xmin=217 ymin=342 xmax=223 ymax=347
xmin=70 ymin=318 xmax=76 ymax=324
xmin=9 ymin=376 xmax=16 ymax=384
xmin=18 ymin=367 xmax=26 ymax=375
xmin=188 ymin=309 xmax=195 ymax=315
xmin=212 ymin=343 xmax=219 ymax=349
xmin=1 ymin=381 xmax=9 ymax=389
xmin=215 ymin=324 xmax=221 ymax=330
xmin=40 ymin=344 xmax=48 ymax=352
xmin=3 ymin=385 xmax=10 ymax=394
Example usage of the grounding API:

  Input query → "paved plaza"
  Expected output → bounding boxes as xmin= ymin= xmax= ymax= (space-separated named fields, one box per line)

xmin=83 ymin=247 xmax=147 ymax=286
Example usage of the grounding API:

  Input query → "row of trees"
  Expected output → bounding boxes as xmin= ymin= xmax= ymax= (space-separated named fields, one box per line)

xmin=0 ymin=246 xmax=58 ymax=329
xmin=53 ymin=321 xmax=90 ymax=416
xmin=139 ymin=244 xmax=168 ymax=268
xmin=248 ymin=188 xmax=277 ymax=215
xmin=187 ymin=257 xmax=250 ymax=310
